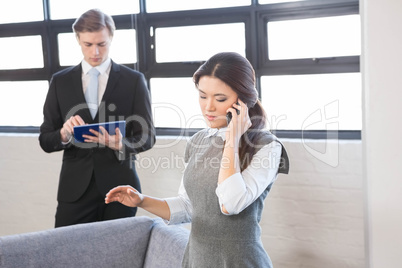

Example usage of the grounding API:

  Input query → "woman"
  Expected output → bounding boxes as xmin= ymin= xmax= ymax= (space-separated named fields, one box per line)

xmin=105 ymin=52 xmax=289 ymax=267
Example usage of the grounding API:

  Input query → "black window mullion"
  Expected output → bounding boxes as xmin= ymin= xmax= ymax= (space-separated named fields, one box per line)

xmin=260 ymin=56 xmax=360 ymax=76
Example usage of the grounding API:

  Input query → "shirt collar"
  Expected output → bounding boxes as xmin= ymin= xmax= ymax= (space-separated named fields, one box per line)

xmin=205 ymin=127 xmax=227 ymax=141
xmin=82 ymin=58 xmax=111 ymax=75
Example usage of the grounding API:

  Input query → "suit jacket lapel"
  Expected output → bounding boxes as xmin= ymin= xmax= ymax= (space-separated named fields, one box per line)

xmin=102 ymin=61 xmax=120 ymax=103
xmin=71 ymin=64 xmax=94 ymax=122
xmin=97 ymin=61 xmax=120 ymax=122
xmin=71 ymin=64 xmax=84 ymax=101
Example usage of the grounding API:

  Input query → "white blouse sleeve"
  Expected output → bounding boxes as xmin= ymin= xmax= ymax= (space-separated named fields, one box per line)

xmin=215 ymin=141 xmax=282 ymax=215
xmin=164 ymin=176 xmax=193 ymax=225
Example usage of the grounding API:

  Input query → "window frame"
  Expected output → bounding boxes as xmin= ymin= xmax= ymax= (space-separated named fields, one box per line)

xmin=257 ymin=0 xmax=360 ymax=75
xmin=0 ymin=0 xmax=360 ymax=139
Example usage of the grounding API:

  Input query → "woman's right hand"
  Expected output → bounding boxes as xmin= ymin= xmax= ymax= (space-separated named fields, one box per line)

xmin=225 ymin=99 xmax=251 ymax=146
xmin=105 ymin=185 xmax=143 ymax=207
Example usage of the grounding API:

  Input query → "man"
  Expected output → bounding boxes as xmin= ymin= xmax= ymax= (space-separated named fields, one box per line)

xmin=39 ymin=9 xmax=155 ymax=227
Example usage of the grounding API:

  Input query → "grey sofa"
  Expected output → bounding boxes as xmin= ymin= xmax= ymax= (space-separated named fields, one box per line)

xmin=0 ymin=216 xmax=189 ymax=268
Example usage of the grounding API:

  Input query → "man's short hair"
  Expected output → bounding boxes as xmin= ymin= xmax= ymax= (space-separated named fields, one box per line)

xmin=72 ymin=9 xmax=116 ymax=38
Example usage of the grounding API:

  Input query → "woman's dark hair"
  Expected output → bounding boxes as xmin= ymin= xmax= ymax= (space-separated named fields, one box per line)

xmin=72 ymin=9 xmax=116 ymax=38
xmin=193 ymin=52 xmax=268 ymax=171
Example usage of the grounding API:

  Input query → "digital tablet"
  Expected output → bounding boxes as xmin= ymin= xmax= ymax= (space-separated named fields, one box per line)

xmin=73 ymin=120 xmax=126 ymax=143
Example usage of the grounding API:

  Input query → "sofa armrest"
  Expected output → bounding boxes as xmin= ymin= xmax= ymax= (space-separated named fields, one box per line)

xmin=0 ymin=216 xmax=155 ymax=268
xmin=143 ymin=218 xmax=190 ymax=268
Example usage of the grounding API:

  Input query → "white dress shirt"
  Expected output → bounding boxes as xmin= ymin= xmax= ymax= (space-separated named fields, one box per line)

xmin=62 ymin=59 xmax=112 ymax=145
xmin=165 ymin=128 xmax=282 ymax=224
xmin=82 ymin=58 xmax=111 ymax=105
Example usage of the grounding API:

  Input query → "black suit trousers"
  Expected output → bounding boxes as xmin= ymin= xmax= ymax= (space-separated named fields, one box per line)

xmin=55 ymin=171 xmax=138 ymax=228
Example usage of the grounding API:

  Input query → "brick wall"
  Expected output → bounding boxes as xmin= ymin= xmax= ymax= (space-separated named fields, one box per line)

xmin=0 ymin=135 xmax=364 ymax=267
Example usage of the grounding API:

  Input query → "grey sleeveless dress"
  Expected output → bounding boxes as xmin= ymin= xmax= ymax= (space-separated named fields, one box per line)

xmin=181 ymin=129 xmax=289 ymax=268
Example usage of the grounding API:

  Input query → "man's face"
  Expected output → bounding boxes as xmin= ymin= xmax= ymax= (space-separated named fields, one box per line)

xmin=77 ymin=28 xmax=112 ymax=67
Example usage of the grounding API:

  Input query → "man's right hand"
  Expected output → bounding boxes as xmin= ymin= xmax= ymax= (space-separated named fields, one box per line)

xmin=60 ymin=115 xmax=86 ymax=143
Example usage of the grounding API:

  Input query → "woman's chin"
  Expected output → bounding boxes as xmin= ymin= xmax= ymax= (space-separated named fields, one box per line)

xmin=205 ymin=120 xmax=225 ymax=129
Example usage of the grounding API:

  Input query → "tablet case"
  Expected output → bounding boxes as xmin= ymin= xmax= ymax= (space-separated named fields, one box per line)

xmin=73 ymin=120 xmax=126 ymax=143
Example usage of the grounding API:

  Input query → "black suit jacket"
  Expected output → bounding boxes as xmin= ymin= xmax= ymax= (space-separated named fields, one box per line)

xmin=39 ymin=61 xmax=155 ymax=202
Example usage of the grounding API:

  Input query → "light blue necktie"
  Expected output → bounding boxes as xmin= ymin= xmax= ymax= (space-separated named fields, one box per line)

xmin=85 ymin=68 xmax=100 ymax=119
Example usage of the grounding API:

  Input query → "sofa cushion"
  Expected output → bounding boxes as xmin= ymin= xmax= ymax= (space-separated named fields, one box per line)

xmin=143 ymin=219 xmax=190 ymax=268
xmin=0 ymin=216 xmax=154 ymax=268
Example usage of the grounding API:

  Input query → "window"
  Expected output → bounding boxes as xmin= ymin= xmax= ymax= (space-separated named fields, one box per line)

xmin=58 ymin=29 xmax=137 ymax=66
xmin=0 ymin=0 xmax=361 ymax=139
xmin=155 ymin=23 xmax=245 ymax=63
xmin=147 ymin=0 xmax=250 ymax=13
xmin=268 ymin=15 xmax=361 ymax=60
xmin=0 ymin=0 xmax=43 ymax=24
xmin=150 ymin=78 xmax=205 ymax=129
xmin=257 ymin=4 xmax=360 ymax=138
xmin=0 ymin=36 xmax=43 ymax=70
xmin=49 ymin=0 xmax=139 ymax=20
xmin=261 ymin=73 xmax=362 ymax=131
xmin=0 ymin=81 xmax=49 ymax=126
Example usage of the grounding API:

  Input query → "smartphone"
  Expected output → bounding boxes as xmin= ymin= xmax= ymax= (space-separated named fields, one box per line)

xmin=226 ymin=102 xmax=240 ymax=125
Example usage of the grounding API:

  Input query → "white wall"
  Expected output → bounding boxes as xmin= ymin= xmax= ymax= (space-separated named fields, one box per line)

xmin=361 ymin=0 xmax=402 ymax=267
xmin=0 ymin=135 xmax=364 ymax=268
